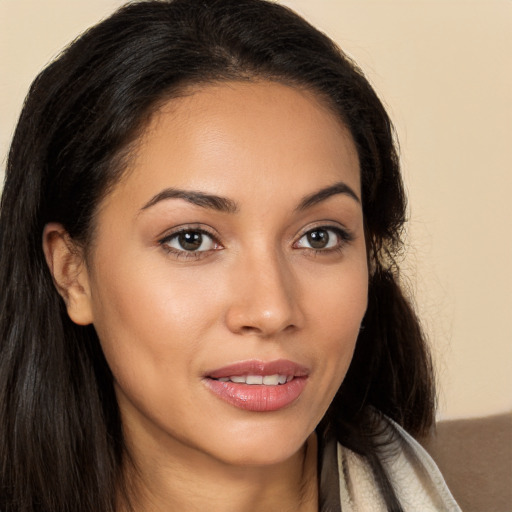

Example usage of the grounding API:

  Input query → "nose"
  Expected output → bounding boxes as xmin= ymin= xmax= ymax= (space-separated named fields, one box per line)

xmin=224 ymin=249 xmax=303 ymax=338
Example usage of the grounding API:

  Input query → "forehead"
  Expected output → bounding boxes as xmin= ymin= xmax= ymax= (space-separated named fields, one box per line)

xmin=111 ymin=80 xmax=361 ymax=209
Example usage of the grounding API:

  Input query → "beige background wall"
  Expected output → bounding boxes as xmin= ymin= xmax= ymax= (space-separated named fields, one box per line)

xmin=1 ymin=0 xmax=510 ymax=421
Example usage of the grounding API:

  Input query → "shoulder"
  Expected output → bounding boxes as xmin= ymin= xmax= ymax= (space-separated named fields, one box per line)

xmin=336 ymin=413 xmax=462 ymax=512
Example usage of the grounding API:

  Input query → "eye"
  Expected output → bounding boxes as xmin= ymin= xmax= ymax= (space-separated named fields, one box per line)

xmin=295 ymin=227 xmax=350 ymax=251
xmin=160 ymin=229 xmax=220 ymax=253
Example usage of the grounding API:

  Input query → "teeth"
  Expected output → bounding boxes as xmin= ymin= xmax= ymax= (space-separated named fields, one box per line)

xmin=262 ymin=375 xmax=279 ymax=385
xmin=246 ymin=375 xmax=263 ymax=385
xmin=217 ymin=374 xmax=291 ymax=385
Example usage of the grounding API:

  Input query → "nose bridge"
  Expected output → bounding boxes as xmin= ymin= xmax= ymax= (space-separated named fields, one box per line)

xmin=225 ymin=242 xmax=301 ymax=336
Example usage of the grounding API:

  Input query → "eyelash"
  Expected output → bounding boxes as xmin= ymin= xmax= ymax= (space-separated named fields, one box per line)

xmin=159 ymin=227 xmax=222 ymax=260
xmin=294 ymin=226 xmax=354 ymax=255
xmin=158 ymin=225 xmax=354 ymax=260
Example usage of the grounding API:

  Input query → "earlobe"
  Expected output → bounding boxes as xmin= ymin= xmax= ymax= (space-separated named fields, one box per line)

xmin=42 ymin=223 xmax=94 ymax=326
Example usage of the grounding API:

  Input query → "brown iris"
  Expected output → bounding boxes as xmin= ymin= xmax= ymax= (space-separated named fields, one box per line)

xmin=178 ymin=231 xmax=203 ymax=251
xmin=307 ymin=229 xmax=330 ymax=249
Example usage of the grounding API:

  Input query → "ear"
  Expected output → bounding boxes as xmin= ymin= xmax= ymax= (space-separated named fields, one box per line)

xmin=42 ymin=223 xmax=94 ymax=325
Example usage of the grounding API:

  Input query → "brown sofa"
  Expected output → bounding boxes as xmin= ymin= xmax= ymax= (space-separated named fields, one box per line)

xmin=421 ymin=412 xmax=512 ymax=512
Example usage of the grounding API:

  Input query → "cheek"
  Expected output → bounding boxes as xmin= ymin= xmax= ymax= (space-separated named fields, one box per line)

xmin=307 ymin=252 xmax=368 ymax=325
xmin=305 ymin=258 xmax=368 ymax=384
xmin=87 ymin=251 xmax=219 ymax=390
xmin=87 ymin=259 xmax=224 ymax=445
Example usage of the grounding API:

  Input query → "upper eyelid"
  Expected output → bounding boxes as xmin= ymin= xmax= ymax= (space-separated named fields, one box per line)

xmin=295 ymin=226 xmax=353 ymax=244
xmin=157 ymin=224 xmax=220 ymax=243
xmin=300 ymin=225 xmax=346 ymax=236
xmin=293 ymin=221 xmax=353 ymax=241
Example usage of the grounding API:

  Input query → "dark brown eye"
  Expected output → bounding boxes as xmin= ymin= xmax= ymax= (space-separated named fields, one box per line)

xmin=178 ymin=231 xmax=203 ymax=251
xmin=306 ymin=229 xmax=330 ymax=249
xmin=295 ymin=227 xmax=346 ymax=251
xmin=163 ymin=230 xmax=218 ymax=252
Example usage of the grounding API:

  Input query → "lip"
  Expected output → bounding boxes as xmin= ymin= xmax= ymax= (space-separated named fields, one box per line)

xmin=203 ymin=359 xmax=309 ymax=412
xmin=206 ymin=359 xmax=309 ymax=379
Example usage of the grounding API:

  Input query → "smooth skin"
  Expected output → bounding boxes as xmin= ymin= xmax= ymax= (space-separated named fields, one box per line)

xmin=44 ymin=81 xmax=368 ymax=512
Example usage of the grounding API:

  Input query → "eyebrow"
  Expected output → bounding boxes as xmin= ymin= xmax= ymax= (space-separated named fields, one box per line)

xmin=141 ymin=188 xmax=239 ymax=214
xmin=140 ymin=180 xmax=360 ymax=214
xmin=296 ymin=181 xmax=360 ymax=211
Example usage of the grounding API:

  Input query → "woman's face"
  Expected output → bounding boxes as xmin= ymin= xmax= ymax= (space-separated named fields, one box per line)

xmin=81 ymin=81 xmax=368 ymax=467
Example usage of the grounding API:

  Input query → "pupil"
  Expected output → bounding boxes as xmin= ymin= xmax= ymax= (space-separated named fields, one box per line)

xmin=307 ymin=229 xmax=328 ymax=249
xmin=178 ymin=231 xmax=202 ymax=251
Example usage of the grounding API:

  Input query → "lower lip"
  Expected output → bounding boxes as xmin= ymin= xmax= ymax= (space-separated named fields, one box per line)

xmin=204 ymin=377 xmax=308 ymax=412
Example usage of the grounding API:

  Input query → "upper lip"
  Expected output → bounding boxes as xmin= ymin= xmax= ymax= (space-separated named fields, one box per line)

xmin=206 ymin=359 xmax=309 ymax=379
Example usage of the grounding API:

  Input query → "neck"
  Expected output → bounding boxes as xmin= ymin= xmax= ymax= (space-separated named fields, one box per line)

xmin=119 ymin=432 xmax=318 ymax=512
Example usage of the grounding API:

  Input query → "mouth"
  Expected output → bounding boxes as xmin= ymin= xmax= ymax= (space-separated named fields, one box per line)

xmin=214 ymin=374 xmax=292 ymax=385
xmin=203 ymin=359 xmax=309 ymax=412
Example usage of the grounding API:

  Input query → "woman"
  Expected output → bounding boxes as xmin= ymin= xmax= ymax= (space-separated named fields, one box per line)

xmin=0 ymin=0 xmax=460 ymax=510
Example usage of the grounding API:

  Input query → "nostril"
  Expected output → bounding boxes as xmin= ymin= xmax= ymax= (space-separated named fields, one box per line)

xmin=238 ymin=323 xmax=296 ymax=336
xmin=240 ymin=325 xmax=261 ymax=334
xmin=283 ymin=323 xmax=296 ymax=333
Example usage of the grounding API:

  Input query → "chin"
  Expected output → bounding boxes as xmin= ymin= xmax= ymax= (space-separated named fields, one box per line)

xmin=200 ymin=420 xmax=314 ymax=468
